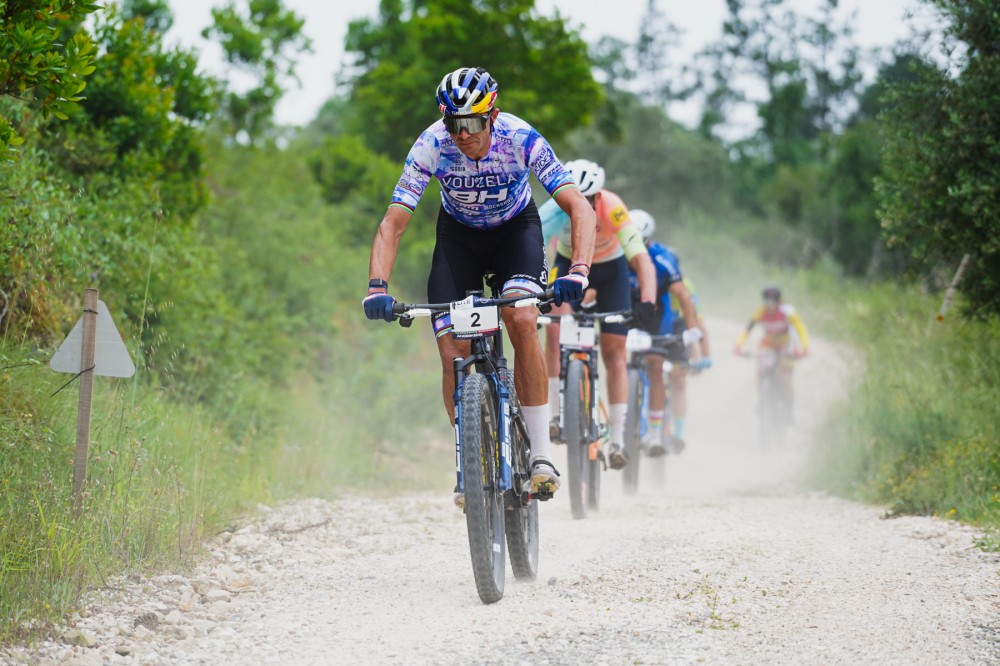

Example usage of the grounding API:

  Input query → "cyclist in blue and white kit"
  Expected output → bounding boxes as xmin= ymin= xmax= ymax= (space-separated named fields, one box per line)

xmin=362 ymin=67 xmax=597 ymax=506
xmin=628 ymin=210 xmax=710 ymax=455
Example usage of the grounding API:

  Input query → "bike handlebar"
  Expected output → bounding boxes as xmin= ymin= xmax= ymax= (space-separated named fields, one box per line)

xmin=536 ymin=309 xmax=632 ymax=326
xmin=628 ymin=332 xmax=685 ymax=358
xmin=737 ymin=348 xmax=801 ymax=359
xmin=392 ymin=288 xmax=555 ymax=323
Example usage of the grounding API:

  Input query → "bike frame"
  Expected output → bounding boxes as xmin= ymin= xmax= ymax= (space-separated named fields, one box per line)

xmin=625 ymin=330 xmax=687 ymax=438
xmin=452 ymin=327 xmax=521 ymax=503
xmin=556 ymin=319 xmax=606 ymax=458
xmin=394 ymin=289 xmax=547 ymax=506
xmin=392 ymin=286 xmax=550 ymax=602
xmin=540 ymin=311 xmax=626 ymax=454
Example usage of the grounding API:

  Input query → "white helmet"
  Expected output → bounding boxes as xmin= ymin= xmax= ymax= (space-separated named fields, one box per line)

xmin=631 ymin=209 xmax=656 ymax=241
xmin=565 ymin=159 xmax=605 ymax=196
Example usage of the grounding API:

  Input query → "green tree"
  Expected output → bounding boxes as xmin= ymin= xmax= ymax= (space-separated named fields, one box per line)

xmin=44 ymin=4 xmax=216 ymax=217
xmin=306 ymin=134 xmax=402 ymax=241
xmin=0 ymin=0 xmax=98 ymax=158
xmin=203 ymin=0 xmax=312 ymax=143
xmin=878 ymin=0 xmax=1000 ymax=317
xmin=697 ymin=0 xmax=862 ymax=163
xmin=340 ymin=0 xmax=602 ymax=160
xmin=635 ymin=0 xmax=686 ymax=107
xmin=806 ymin=54 xmax=922 ymax=277
xmin=560 ymin=94 xmax=731 ymax=219
xmin=584 ymin=38 xmax=632 ymax=142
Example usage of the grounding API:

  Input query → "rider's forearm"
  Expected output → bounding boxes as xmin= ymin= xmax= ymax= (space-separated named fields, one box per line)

xmin=671 ymin=282 xmax=699 ymax=332
xmin=368 ymin=207 xmax=411 ymax=285
xmin=630 ymin=253 xmax=658 ymax=303
xmin=555 ymin=188 xmax=595 ymax=269
xmin=790 ymin=314 xmax=810 ymax=350
xmin=698 ymin=317 xmax=711 ymax=357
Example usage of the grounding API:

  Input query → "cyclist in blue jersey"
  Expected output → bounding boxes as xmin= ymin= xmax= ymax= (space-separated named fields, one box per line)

xmin=628 ymin=210 xmax=711 ymax=455
xmin=362 ymin=67 xmax=597 ymax=505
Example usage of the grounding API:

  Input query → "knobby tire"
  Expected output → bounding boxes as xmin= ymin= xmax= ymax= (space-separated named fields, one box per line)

xmin=564 ymin=359 xmax=589 ymax=520
xmin=623 ymin=367 xmax=644 ymax=495
xmin=500 ymin=369 xmax=539 ymax=582
xmin=587 ymin=435 xmax=601 ymax=511
xmin=460 ymin=373 xmax=506 ymax=603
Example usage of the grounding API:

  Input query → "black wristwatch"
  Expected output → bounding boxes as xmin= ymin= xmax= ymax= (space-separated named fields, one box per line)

xmin=368 ymin=278 xmax=388 ymax=291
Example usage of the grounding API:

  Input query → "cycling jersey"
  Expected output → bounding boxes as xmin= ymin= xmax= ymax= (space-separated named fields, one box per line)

xmin=628 ymin=241 xmax=687 ymax=334
xmin=538 ymin=191 xmax=646 ymax=263
xmin=391 ymin=112 xmax=575 ymax=228
xmin=738 ymin=303 xmax=809 ymax=353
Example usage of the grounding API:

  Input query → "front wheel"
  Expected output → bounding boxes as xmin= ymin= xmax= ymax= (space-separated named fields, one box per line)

xmin=563 ymin=359 xmax=590 ymax=520
xmin=460 ymin=373 xmax=505 ymax=603
xmin=622 ymin=366 xmax=644 ymax=495
xmin=586 ymin=437 xmax=602 ymax=511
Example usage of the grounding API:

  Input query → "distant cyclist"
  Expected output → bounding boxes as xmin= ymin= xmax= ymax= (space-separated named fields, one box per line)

xmin=628 ymin=210 xmax=709 ymax=455
xmin=362 ymin=66 xmax=597 ymax=505
xmin=733 ymin=285 xmax=809 ymax=413
xmin=539 ymin=159 xmax=659 ymax=471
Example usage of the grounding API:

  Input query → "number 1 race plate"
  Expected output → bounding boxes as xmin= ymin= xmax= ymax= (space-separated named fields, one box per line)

xmin=560 ymin=314 xmax=596 ymax=348
xmin=451 ymin=296 xmax=500 ymax=339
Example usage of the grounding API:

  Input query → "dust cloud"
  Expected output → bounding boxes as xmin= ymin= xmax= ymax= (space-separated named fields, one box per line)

xmin=545 ymin=315 xmax=851 ymax=504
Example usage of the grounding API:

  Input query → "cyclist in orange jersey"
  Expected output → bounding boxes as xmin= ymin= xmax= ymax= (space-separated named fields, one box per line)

xmin=539 ymin=160 xmax=678 ymax=470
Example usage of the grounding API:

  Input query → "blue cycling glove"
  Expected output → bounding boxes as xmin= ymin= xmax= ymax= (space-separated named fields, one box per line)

xmin=363 ymin=293 xmax=396 ymax=322
xmin=552 ymin=273 xmax=588 ymax=306
xmin=693 ymin=356 xmax=713 ymax=371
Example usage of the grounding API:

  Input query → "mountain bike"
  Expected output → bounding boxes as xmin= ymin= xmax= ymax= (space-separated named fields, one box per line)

xmin=392 ymin=286 xmax=552 ymax=604
xmin=539 ymin=310 xmax=626 ymax=520
xmin=622 ymin=329 xmax=688 ymax=495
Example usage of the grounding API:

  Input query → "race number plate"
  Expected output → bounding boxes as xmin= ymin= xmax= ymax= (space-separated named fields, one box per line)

xmin=625 ymin=328 xmax=652 ymax=352
xmin=560 ymin=314 xmax=596 ymax=348
xmin=450 ymin=296 xmax=500 ymax=339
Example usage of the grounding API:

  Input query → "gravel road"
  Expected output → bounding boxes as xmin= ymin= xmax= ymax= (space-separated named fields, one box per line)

xmin=5 ymin=317 xmax=999 ymax=665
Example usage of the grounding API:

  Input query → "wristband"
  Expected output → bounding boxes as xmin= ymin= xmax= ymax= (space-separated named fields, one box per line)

xmin=568 ymin=263 xmax=590 ymax=276
xmin=368 ymin=278 xmax=388 ymax=291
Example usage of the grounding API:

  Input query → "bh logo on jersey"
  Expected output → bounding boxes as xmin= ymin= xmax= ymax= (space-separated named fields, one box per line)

xmin=441 ymin=173 xmax=517 ymax=205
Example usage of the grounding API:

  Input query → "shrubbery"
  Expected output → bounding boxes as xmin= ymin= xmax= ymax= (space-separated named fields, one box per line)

xmin=813 ymin=286 xmax=1000 ymax=541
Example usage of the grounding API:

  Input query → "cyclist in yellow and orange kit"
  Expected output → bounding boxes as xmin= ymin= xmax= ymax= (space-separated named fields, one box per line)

xmin=734 ymin=285 xmax=809 ymax=414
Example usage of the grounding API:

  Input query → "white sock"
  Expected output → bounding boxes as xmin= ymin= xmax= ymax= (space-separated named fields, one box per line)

xmin=548 ymin=377 xmax=560 ymax=419
xmin=609 ymin=403 xmax=628 ymax=446
xmin=522 ymin=405 xmax=551 ymax=461
xmin=648 ymin=409 xmax=664 ymax=440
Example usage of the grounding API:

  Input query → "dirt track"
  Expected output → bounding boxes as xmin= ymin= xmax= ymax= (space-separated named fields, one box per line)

xmin=5 ymin=317 xmax=999 ymax=665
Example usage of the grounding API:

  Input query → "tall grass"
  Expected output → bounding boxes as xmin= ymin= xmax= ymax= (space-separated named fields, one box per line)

xmin=0 ymin=349 xmax=232 ymax=639
xmin=0 ymin=312 xmax=445 ymax=641
xmin=810 ymin=284 xmax=1000 ymax=544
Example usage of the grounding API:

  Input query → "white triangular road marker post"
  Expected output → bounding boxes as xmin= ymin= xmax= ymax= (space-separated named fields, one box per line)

xmin=51 ymin=300 xmax=135 ymax=378
xmin=51 ymin=290 xmax=136 ymax=514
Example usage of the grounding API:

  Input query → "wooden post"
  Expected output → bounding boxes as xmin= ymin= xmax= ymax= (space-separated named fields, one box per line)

xmin=72 ymin=288 xmax=98 ymax=515
xmin=937 ymin=254 xmax=971 ymax=322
